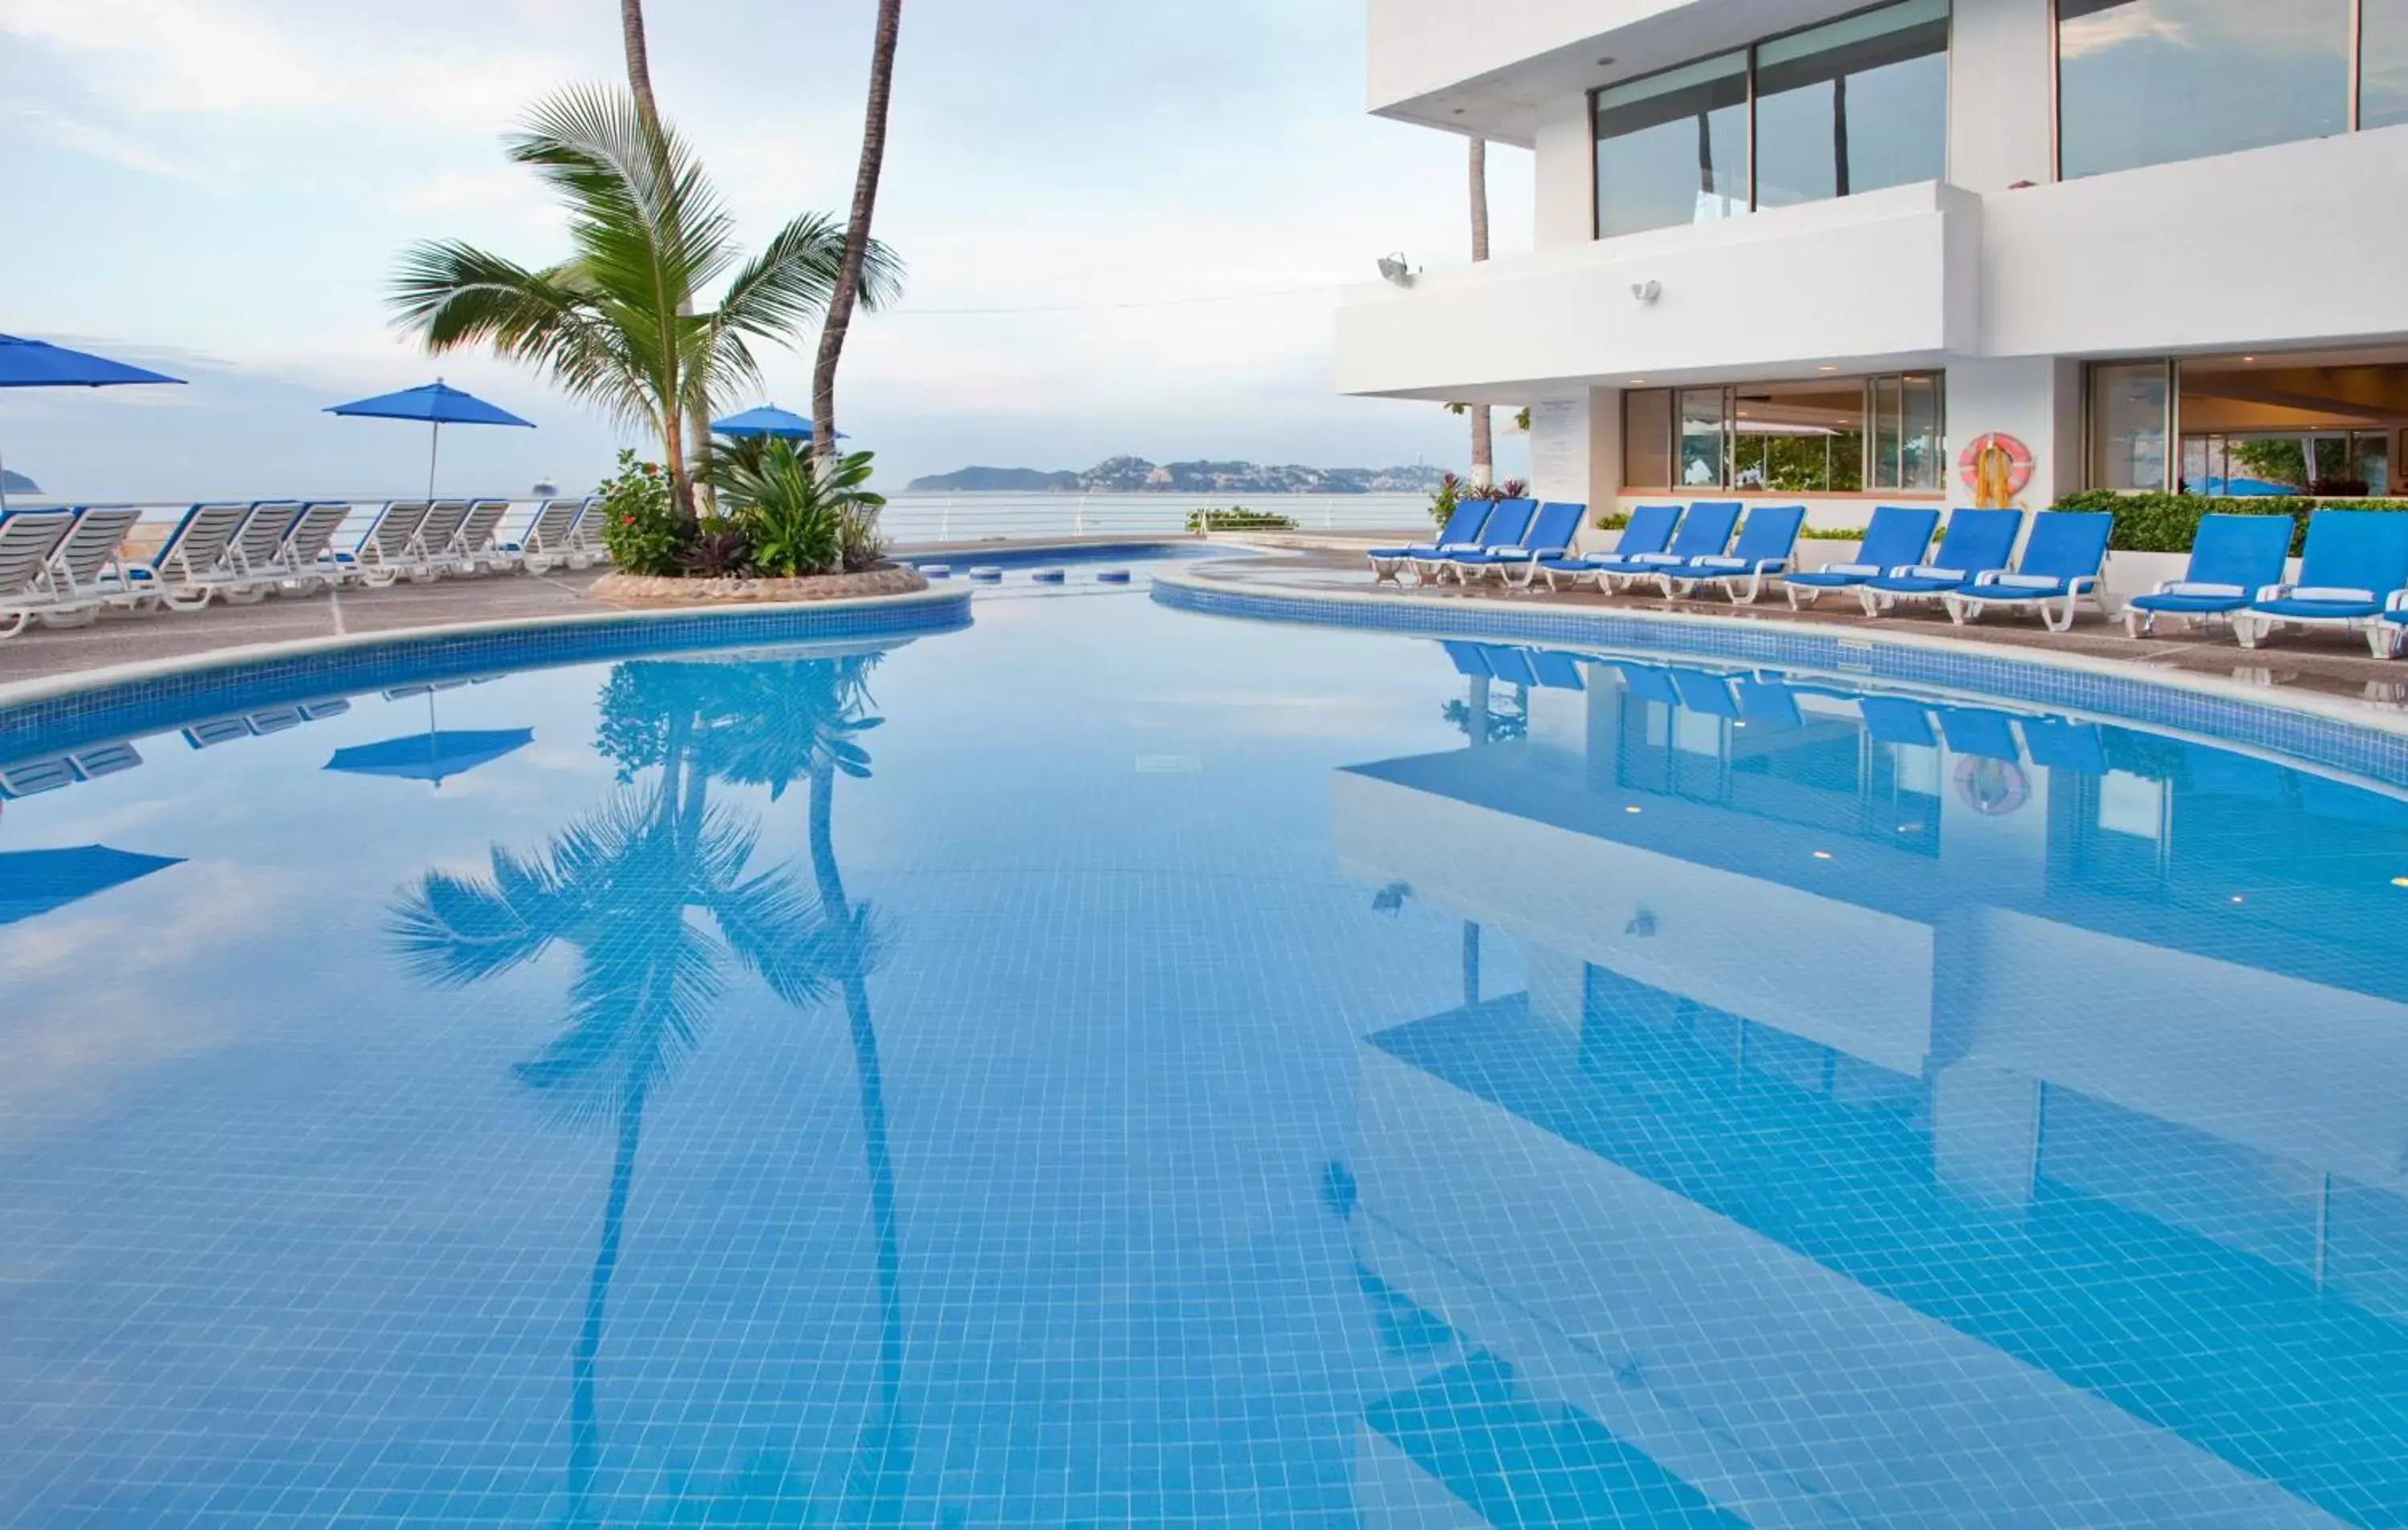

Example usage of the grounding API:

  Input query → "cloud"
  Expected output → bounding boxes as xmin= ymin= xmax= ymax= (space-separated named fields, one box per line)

xmin=6 ymin=107 xmax=214 ymax=184
xmin=0 ymin=0 xmax=321 ymax=114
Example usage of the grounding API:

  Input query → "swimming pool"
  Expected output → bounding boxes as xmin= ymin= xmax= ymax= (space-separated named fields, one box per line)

xmin=2 ymin=558 xmax=2405 ymax=1526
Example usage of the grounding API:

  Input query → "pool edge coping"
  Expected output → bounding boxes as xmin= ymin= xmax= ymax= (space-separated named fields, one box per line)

xmin=0 ymin=584 xmax=976 ymax=713
xmin=1149 ymin=565 xmax=2408 ymax=741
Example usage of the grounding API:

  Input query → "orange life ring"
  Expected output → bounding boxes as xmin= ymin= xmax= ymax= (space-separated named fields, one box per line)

xmin=1959 ymin=433 xmax=2034 ymax=507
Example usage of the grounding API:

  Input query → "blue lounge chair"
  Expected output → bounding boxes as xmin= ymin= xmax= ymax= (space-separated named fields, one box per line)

xmin=1413 ymin=498 xmax=1532 ymax=585
xmin=1857 ymin=509 xmax=2024 ymax=617
xmin=2233 ymin=510 xmax=2408 ymax=658
xmin=2121 ymin=514 xmax=2293 ymax=638
xmin=1938 ymin=707 xmax=2022 ymax=763
xmin=1668 ymin=668 xmax=1740 ymax=719
xmin=1613 ymin=663 xmax=1681 ymax=707
xmin=1597 ymin=501 xmax=1739 ymax=593
xmin=1942 ymin=511 xmax=2113 ymax=633
xmin=1733 ymin=677 xmax=1803 ymax=732
xmin=1536 ymin=503 xmax=1679 ymax=592
xmin=1449 ymin=501 xmax=1586 ymax=588
xmin=1783 ymin=506 xmax=1941 ymax=610
xmin=1483 ymin=645 xmax=1540 ymax=688
xmin=1858 ymin=695 xmax=1937 ymax=748
xmin=1441 ymin=640 xmax=1492 ymax=679
xmin=1371 ymin=499 xmax=1492 ymax=583
xmin=1657 ymin=504 xmax=1806 ymax=604
xmin=2021 ymin=717 xmax=2107 ymax=775
xmin=1527 ymin=649 xmax=1587 ymax=690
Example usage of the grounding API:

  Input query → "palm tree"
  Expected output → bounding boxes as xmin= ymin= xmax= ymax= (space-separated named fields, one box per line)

xmin=1466 ymin=134 xmax=1493 ymax=490
xmin=619 ymin=0 xmax=663 ymax=139
xmin=391 ymin=87 xmax=903 ymax=519
xmin=389 ymin=701 xmax=846 ymax=1526
xmin=811 ymin=0 xmax=905 ymax=468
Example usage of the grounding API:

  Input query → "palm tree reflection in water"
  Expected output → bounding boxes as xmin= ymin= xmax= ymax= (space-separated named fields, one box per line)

xmin=388 ymin=652 xmax=917 ymax=1524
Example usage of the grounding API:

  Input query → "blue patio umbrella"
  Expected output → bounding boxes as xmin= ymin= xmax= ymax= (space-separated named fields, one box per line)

xmin=325 ymin=380 xmax=535 ymax=498
xmin=326 ymin=726 xmax=535 ymax=788
xmin=0 ymin=844 xmax=185 ymax=926
xmin=0 ymin=334 xmax=186 ymax=512
xmin=710 ymin=404 xmax=847 ymax=442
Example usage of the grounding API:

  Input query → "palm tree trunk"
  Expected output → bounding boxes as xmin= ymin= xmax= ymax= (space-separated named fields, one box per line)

xmin=620 ymin=0 xmax=663 ymax=140
xmin=807 ymin=759 xmax=909 ymax=1509
xmin=569 ymin=1074 xmax=648 ymax=1528
xmin=811 ymin=0 xmax=905 ymax=467
xmin=1467 ymin=136 xmax=1493 ymax=490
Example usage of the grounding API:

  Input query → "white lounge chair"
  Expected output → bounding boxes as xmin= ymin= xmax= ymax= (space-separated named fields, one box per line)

xmin=219 ymin=501 xmax=305 ymax=596
xmin=276 ymin=502 xmax=356 ymax=590
xmin=505 ymin=497 xmax=584 ymax=574
xmin=0 ymin=510 xmax=79 ymax=637
xmin=334 ymin=501 xmax=433 ymax=588
xmin=565 ymin=498 xmax=609 ymax=568
xmin=109 ymin=502 xmax=254 ymax=611
xmin=32 ymin=505 xmax=143 ymax=625
xmin=407 ymin=500 xmax=474 ymax=580
xmin=447 ymin=498 xmax=514 ymax=574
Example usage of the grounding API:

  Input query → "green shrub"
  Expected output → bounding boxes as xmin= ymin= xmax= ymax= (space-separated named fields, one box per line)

xmin=1187 ymin=506 xmax=1300 ymax=531
xmin=1591 ymin=511 xmax=1632 ymax=532
xmin=595 ymin=450 xmax=690 ymax=575
xmin=706 ymin=439 xmax=888 ymax=577
xmin=2049 ymin=490 xmax=2408 ymax=555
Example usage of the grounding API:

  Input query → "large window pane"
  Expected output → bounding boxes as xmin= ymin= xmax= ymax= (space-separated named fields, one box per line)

xmin=2058 ymin=0 xmax=2350 ymax=181
xmin=1755 ymin=0 xmax=1950 ymax=210
xmin=1679 ymin=388 xmax=1733 ymax=488
xmin=1624 ymin=389 xmax=1674 ymax=487
xmin=1900 ymin=372 xmax=1944 ymax=490
xmin=1596 ymin=53 xmax=1749 ymax=238
xmin=1733 ymin=382 xmax=1867 ymax=492
xmin=2090 ymin=362 xmax=2172 ymax=491
xmin=2367 ymin=0 xmax=2408 ymax=129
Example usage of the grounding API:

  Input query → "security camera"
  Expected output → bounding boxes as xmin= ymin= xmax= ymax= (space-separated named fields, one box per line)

xmin=1631 ymin=280 xmax=1662 ymax=305
xmin=1377 ymin=254 xmax=1418 ymax=288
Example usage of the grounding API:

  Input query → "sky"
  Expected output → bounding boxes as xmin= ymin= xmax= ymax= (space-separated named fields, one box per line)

xmin=0 ymin=0 xmax=1533 ymax=500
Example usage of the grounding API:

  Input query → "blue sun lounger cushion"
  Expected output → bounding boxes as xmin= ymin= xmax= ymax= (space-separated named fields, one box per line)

xmin=1590 ymin=502 xmax=1739 ymax=592
xmin=2123 ymin=514 xmax=2294 ymax=637
xmin=1783 ymin=507 xmax=1941 ymax=608
xmin=1942 ymin=511 xmax=2113 ymax=633
xmin=1371 ymin=500 xmax=1492 ymax=580
xmin=1417 ymin=499 xmax=1534 ymax=584
xmin=2237 ymin=510 xmax=2408 ymax=657
xmin=1857 ymin=510 xmax=2024 ymax=616
xmin=1537 ymin=503 xmax=1679 ymax=592
xmin=1448 ymin=501 xmax=1587 ymax=586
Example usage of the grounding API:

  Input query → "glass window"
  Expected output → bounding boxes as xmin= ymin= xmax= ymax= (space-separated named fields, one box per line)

xmin=1755 ymin=0 xmax=1950 ymax=210
xmin=1733 ymin=381 xmax=1867 ymax=493
xmin=1679 ymin=388 xmax=1733 ymax=486
xmin=2367 ymin=0 xmax=2408 ymax=129
xmin=1899 ymin=372 xmax=1944 ymax=490
xmin=2089 ymin=361 xmax=2173 ymax=491
xmin=1624 ymin=389 xmax=1674 ymax=488
xmin=2058 ymin=0 xmax=2351 ymax=180
xmin=1595 ymin=53 xmax=1749 ymax=238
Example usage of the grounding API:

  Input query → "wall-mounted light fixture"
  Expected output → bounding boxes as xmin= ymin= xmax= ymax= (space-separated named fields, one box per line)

xmin=1377 ymin=254 xmax=1418 ymax=288
xmin=1630 ymin=280 xmax=1662 ymax=305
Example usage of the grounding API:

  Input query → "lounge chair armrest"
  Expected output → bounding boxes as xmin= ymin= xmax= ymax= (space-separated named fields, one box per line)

xmin=2255 ymin=582 xmax=2292 ymax=602
xmin=1970 ymin=570 xmax=2007 ymax=588
xmin=2390 ymin=589 xmax=2408 ymax=613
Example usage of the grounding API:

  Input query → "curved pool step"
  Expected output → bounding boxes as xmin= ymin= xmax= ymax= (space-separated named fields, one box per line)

xmin=1095 ymin=568 xmax=1132 ymax=584
xmin=1031 ymin=568 xmax=1067 ymax=584
xmin=917 ymin=563 xmax=952 ymax=578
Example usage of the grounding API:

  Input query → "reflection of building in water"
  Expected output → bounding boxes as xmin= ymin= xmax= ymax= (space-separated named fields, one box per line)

xmin=1340 ymin=644 xmax=2408 ymax=1528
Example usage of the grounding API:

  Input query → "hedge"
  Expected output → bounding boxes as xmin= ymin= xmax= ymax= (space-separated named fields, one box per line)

xmin=2050 ymin=490 xmax=2408 ymax=555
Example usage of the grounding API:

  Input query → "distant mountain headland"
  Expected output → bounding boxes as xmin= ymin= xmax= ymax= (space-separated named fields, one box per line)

xmin=905 ymin=457 xmax=1447 ymax=494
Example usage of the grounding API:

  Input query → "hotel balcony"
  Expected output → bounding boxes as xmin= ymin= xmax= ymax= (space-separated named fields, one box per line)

xmin=1333 ymin=181 xmax=1979 ymax=401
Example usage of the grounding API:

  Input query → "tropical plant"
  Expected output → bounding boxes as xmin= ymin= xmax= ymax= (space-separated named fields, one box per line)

xmin=679 ymin=518 xmax=753 ymax=578
xmin=1185 ymin=505 xmax=1299 ymax=531
xmin=1426 ymin=470 xmax=1462 ymax=528
xmin=390 ymin=87 xmax=903 ymax=520
xmin=708 ymin=438 xmax=889 ymax=577
xmin=593 ymin=449 xmax=686 ymax=574
xmin=813 ymin=0 xmax=906 ymax=466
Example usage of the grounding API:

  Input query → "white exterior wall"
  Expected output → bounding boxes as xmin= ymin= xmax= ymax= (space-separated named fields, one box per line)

xmin=1345 ymin=0 xmax=2408 ymax=519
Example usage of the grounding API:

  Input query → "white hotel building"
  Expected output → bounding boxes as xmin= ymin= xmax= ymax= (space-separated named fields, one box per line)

xmin=1337 ymin=0 xmax=2408 ymax=535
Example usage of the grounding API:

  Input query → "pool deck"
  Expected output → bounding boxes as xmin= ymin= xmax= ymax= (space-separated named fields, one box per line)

xmin=7 ymin=538 xmax=2408 ymax=719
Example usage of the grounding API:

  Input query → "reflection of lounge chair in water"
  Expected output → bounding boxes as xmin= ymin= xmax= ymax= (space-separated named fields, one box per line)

xmin=2021 ymin=717 xmax=2107 ymax=775
xmin=1667 ymin=668 xmax=1739 ymax=719
xmin=1734 ymin=677 xmax=1803 ymax=731
xmin=1527 ymin=649 xmax=1587 ymax=691
xmin=1938 ymin=708 xmax=2023 ymax=763
xmin=1857 ymin=695 xmax=1937 ymax=748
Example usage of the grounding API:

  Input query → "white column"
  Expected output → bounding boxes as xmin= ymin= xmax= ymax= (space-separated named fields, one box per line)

xmin=1531 ymin=92 xmax=1595 ymax=250
xmin=1932 ymin=1065 xmax=2044 ymax=1216
xmin=1528 ymin=389 xmax=1622 ymax=551
xmin=1948 ymin=0 xmax=2057 ymax=192
xmin=1943 ymin=356 xmax=2081 ymax=510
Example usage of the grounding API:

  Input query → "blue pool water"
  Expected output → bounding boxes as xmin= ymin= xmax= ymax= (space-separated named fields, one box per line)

xmin=3 ymin=563 xmax=2408 ymax=1526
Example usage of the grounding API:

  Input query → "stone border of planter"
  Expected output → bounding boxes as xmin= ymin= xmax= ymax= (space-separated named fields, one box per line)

xmin=590 ymin=563 xmax=929 ymax=604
